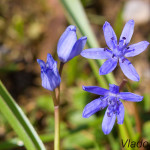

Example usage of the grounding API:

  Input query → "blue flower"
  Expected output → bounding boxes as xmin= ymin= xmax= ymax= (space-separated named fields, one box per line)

xmin=37 ymin=54 xmax=61 ymax=91
xmin=81 ymin=20 xmax=149 ymax=81
xmin=57 ymin=25 xmax=87 ymax=63
xmin=82 ymin=84 xmax=143 ymax=134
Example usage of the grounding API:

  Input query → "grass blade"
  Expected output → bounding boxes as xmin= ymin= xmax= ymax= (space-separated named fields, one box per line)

xmin=0 ymin=80 xmax=46 ymax=150
xmin=0 ymin=138 xmax=23 ymax=150
xmin=60 ymin=0 xmax=116 ymax=87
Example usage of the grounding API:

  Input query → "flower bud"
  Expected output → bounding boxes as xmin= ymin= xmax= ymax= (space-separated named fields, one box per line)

xmin=37 ymin=54 xmax=61 ymax=91
xmin=57 ymin=25 xmax=87 ymax=63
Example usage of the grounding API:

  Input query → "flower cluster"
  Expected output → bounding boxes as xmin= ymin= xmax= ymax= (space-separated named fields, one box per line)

xmin=81 ymin=20 xmax=149 ymax=134
xmin=37 ymin=25 xmax=87 ymax=91
xmin=37 ymin=20 xmax=149 ymax=135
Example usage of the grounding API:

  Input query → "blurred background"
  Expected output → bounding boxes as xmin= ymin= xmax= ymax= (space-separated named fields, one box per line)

xmin=0 ymin=0 xmax=150 ymax=149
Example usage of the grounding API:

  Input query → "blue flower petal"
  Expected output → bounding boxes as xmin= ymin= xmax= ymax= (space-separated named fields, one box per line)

xmin=102 ymin=107 xmax=116 ymax=135
xmin=40 ymin=71 xmax=51 ymax=90
xmin=46 ymin=53 xmax=55 ymax=68
xmin=109 ymin=84 xmax=119 ymax=94
xmin=99 ymin=58 xmax=118 ymax=75
xmin=118 ymin=92 xmax=143 ymax=102
xmin=125 ymin=41 xmax=149 ymax=57
xmin=37 ymin=59 xmax=46 ymax=69
xmin=82 ymin=86 xmax=109 ymax=95
xmin=44 ymin=68 xmax=61 ymax=91
xmin=103 ymin=21 xmax=117 ymax=50
xmin=67 ymin=36 xmax=87 ymax=61
xmin=117 ymin=102 xmax=124 ymax=124
xmin=57 ymin=25 xmax=77 ymax=62
xmin=41 ymin=71 xmax=53 ymax=91
xmin=119 ymin=20 xmax=134 ymax=45
xmin=81 ymin=48 xmax=112 ymax=59
xmin=119 ymin=57 xmax=139 ymax=81
xmin=82 ymin=98 xmax=107 ymax=118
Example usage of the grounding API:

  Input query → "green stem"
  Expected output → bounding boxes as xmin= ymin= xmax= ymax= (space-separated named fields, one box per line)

xmin=54 ymin=106 xmax=60 ymax=150
xmin=53 ymin=86 xmax=60 ymax=150
xmin=88 ymin=59 xmax=108 ymax=88
xmin=53 ymin=62 xmax=64 ymax=150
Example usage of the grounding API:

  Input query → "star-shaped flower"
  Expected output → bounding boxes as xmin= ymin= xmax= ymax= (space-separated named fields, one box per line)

xmin=37 ymin=54 xmax=61 ymax=91
xmin=82 ymin=84 xmax=143 ymax=134
xmin=57 ymin=25 xmax=87 ymax=63
xmin=81 ymin=20 xmax=149 ymax=81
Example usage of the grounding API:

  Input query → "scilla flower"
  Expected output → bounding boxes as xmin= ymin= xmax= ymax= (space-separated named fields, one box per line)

xmin=37 ymin=54 xmax=61 ymax=91
xmin=82 ymin=84 xmax=143 ymax=134
xmin=57 ymin=25 xmax=87 ymax=63
xmin=81 ymin=20 xmax=149 ymax=81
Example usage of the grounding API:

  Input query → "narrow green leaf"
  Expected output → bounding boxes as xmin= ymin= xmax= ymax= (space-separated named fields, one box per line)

xmin=143 ymin=94 xmax=150 ymax=111
xmin=118 ymin=124 xmax=132 ymax=150
xmin=0 ymin=81 xmax=46 ymax=150
xmin=60 ymin=0 xmax=117 ymax=88
xmin=0 ymin=138 xmax=23 ymax=150
xmin=0 ymin=96 xmax=36 ymax=150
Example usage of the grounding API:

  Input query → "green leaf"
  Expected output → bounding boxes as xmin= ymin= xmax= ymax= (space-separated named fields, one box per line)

xmin=0 ymin=138 xmax=23 ymax=150
xmin=0 ymin=80 xmax=46 ymax=150
xmin=143 ymin=94 xmax=150 ymax=111
xmin=143 ymin=121 xmax=150 ymax=141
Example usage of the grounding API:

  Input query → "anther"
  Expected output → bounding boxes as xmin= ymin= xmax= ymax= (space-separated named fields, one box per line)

xmin=127 ymin=47 xmax=130 ymax=49
xmin=122 ymin=37 xmax=126 ymax=40
xmin=112 ymin=54 xmax=115 ymax=58
xmin=111 ymin=37 xmax=114 ymax=40
xmin=107 ymin=112 xmax=111 ymax=117
xmin=122 ymin=58 xmax=126 ymax=63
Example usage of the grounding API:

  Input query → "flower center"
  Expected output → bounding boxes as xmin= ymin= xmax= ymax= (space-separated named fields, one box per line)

xmin=107 ymin=97 xmax=121 ymax=117
xmin=111 ymin=36 xmax=127 ymax=58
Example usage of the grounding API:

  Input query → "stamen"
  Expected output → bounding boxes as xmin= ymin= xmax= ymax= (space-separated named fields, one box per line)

xmin=111 ymin=37 xmax=114 ymax=40
xmin=104 ymin=47 xmax=107 ymax=51
xmin=122 ymin=37 xmax=126 ymax=46
xmin=107 ymin=112 xmax=111 ymax=117
xmin=112 ymin=54 xmax=115 ymax=58
xmin=126 ymin=49 xmax=135 ymax=53
xmin=127 ymin=47 xmax=130 ymax=49
xmin=122 ymin=58 xmax=126 ymax=63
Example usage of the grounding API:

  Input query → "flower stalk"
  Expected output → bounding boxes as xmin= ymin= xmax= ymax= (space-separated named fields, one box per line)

xmin=53 ymin=62 xmax=64 ymax=150
xmin=54 ymin=105 xmax=60 ymax=150
xmin=119 ymin=79 xmax=127 ymax=91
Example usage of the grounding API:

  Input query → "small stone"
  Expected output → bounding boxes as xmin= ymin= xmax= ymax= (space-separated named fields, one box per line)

xmin=123 ymin=0 xmax=150 ymax=24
